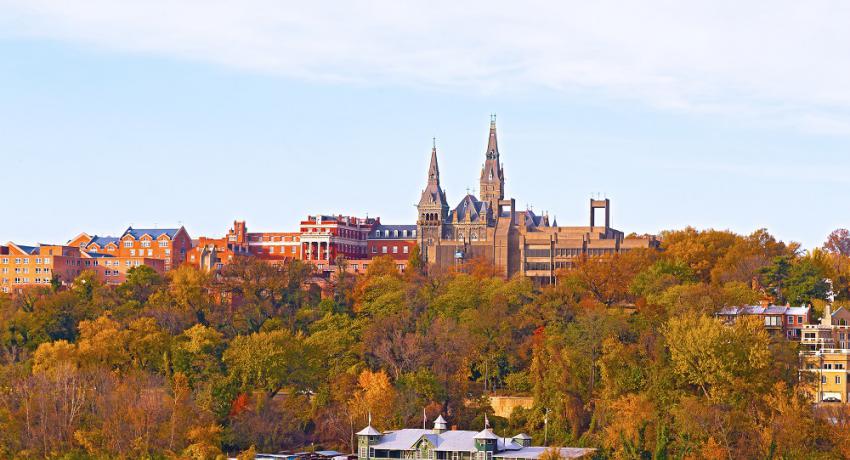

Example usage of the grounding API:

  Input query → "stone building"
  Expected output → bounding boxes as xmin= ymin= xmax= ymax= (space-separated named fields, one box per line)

xmin=416 ymin=117 xmax=658 ymax=284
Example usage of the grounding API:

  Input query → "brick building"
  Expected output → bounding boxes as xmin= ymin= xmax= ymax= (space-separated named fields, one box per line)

xmin=367 ymin=224 xmax=417 ymax=260
xmin=69 ymin=226 xmax=191 ymax=272
xmin=0 ymin=240 xmax=167 ymax=292
xmin=300 ymin=215 xmax=377 ymax=273
xmin=417 ymin=117 xmax=658 ymax=284
xmin=187 ymin=221 xmax=301 ymax=270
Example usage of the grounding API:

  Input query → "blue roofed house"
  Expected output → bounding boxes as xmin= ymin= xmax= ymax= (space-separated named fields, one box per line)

xmin=356 ymin=415 xmax=593 ymax=460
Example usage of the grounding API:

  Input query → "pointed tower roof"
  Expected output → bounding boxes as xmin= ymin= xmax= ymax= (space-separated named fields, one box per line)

xmin=433 ymin=414 xmax=448 ymax=431
xmin=474 ymin=414 xmax=499 ymax=440
xmin=357 ymin=412 xmax=382 ymax=436
xmin=428 ymin=138 xmax=440 ymax=185
xmin=480 ymin=115 xmax=504 ymax=183
xmin=419 ymin=141 xmax=448 ymax=208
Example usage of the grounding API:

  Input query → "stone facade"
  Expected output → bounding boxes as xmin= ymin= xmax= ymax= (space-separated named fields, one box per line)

xmin=416 ymin=118 xmax=658 ymax=284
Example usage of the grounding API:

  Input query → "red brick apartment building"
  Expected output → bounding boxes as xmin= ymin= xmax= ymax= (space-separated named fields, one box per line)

xmin=367 ymin=224 xmax=417 ymax=260
xmin=189 ymin=217 xmax=415 ymax=276
xmin=69 ymin=226 xmax=191 ymax=272
xmin=0 ymin=240 xmax=167 ymax=293
xmin=299 ymin=215 xmax=377 ymax=272
xmin=187 ymin=221 xmax=301 ymax=270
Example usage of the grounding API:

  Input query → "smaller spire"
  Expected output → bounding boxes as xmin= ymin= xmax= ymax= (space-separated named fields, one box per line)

xmin=484 ymin=413 xmax=490 ymax=429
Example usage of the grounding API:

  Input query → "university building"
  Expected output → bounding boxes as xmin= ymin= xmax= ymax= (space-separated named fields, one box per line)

xmin=357 ymin=415 xmax=593 ymax=460
xmin=417 ymin=118 xmax=658 ymax=284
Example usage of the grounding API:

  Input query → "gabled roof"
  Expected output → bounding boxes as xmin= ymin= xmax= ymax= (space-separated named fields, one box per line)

xmin=8 ymin=242 xmax=40 ymax=255
xmin=86 ymin=236 xmax=120 ymax=248
xmin=451 ymin=195 xmax=488 ymax=223
xmin=122 ymin=227 xmax=182 ymax=240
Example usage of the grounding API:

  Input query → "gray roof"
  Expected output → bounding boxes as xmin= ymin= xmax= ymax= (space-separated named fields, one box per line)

xmin=356 ymin=425 xmax=382 ymax=436
xmin=87 ymin=236 xmax=119 ymax=247
xmin=512 ymin=433 xmax=531 ymax=440
xmin=717 ymin=305 xmax=810 ymax=317
xmin=15 ymin=244 xmax=39 ymax=255
xmin=493 ymin=447 xmax=593 ymax=459
xmin=122 ymin=227 xmax=181 ymax=240
xmin=451 ymin=195 xmax=488 ymax=223
xmin=371 ymin=225 xmax=417 ymax=240
xmin=369 ymin=428 xmax=592 ymax=459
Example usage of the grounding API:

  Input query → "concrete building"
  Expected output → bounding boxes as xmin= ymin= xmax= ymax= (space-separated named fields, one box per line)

xmin=356 ymin=415 xmax=593 ymax=460
xmin=417 ymin=117 xmax=658 ymax=284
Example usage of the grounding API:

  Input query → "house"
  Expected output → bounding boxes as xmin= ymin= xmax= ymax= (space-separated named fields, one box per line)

xmin=716 ymin=302 xmax=810 ymax=340
xmin=356 ymin=415 xmax=593 ymax=460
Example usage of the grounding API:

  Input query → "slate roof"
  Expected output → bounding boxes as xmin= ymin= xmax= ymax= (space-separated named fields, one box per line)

xmin=15 ymin=244 xmax=39 ymax=255
xmin=371 ymin=225 xmax=417 ymax=240
xmin=86 ymin=236 xmax=119 ymax=247
xmin=122 ymin=227 xmax=181 ymax=240
xmin=451 ymin=195 xmax=488 ymax=223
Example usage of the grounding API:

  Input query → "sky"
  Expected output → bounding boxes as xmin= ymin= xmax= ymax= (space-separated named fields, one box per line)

xmin=0 ymin=1 xmax=849 ymax=250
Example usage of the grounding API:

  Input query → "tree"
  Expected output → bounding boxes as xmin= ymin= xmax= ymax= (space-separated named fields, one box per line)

xmin=223 ymin=329 xmax=316 ymax=397
xmin=664 ymin=315 xmax=770 ymax=403
xmin=824 ymin=229 xmax=850 ymax=257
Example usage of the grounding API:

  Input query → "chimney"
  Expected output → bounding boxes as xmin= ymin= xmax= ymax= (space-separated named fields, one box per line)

xmin=824 ymin=304 xmax=833 ymax=326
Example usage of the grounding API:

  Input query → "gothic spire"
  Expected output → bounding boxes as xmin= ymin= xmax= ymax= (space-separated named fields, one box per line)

xmin=485 ymin=114 xmax=499 ymax=161
xmin=428 ymin=139 xmax=440 ymax=185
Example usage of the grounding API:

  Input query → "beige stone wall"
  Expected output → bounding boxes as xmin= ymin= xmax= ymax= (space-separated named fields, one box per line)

xmin=489 ymin=395 xmax=534 ymax=419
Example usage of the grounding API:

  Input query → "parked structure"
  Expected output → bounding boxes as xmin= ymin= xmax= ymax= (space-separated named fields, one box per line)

xmin=357 ymin=415 xmax=593 ymax=460
xmin=416 ymin=117 xmax=657 ymax=284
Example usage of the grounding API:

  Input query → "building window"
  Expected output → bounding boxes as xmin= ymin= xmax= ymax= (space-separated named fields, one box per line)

xmin=124 ymin=240 xmax=133 ymax=248
xmin=159 ymin=240 xmax=169 ymax=247
xmin=141 ymin=241 xmax=151 ymax=248
xmin=837 ymin=376 xmax=842 ymax=384
xmin=0 ymin=258 xmax=7 ymax=264
xmin=403 ymin=246 xmax=409 ymax=254
xmin=393 ymin=246 xmax=398 ymax=254
xmin=382 ymin=246 xmax=388 ymax=254
xmin=44 ymin=258 xmax=50 ymax=265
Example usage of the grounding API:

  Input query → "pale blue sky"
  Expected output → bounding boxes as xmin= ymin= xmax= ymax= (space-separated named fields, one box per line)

xmin=1 ymin=2 xmax=849 ymax=249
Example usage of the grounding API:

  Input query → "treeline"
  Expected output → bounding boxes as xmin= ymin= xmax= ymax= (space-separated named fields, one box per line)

xmin=2 ymin=227 xmax=850 ymax=459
